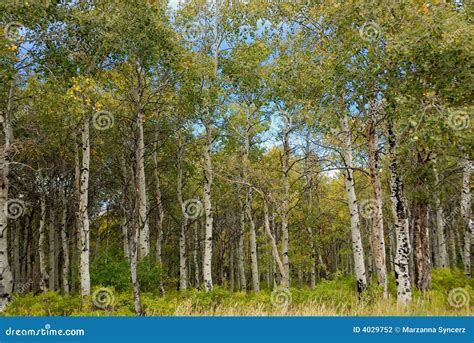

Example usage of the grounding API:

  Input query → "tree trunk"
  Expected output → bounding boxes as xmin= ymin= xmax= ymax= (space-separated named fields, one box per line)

xmin=79 ymin=113 xmax=91 ymax=298
xmin=280 ymin=112 xmax=291 ymax=287
xmin=0 ymin=78 xmax=15 ymax=310
xmin=236 ymin=185 xmax=246 ymax=291
xmin=60 ymin=181 xmax=70 ymax=295
xmin=229 ymin=242 xmax=234 ymax=291
xmin=433 ymin=166 xmax=448 ymax=268
xmin=366 ymin=107 xmax=388 ymax=298
xmin=152 ymin=126 xmax=165 ymax=294
xmin=38 ymin=187 xmax=48 ymax=292
xmin=413 ymin=202 xmax=431 ymax=291
xmin=202 ymin=113 xmax=214 ymax=292
xmin=339 ymin=114 xmax=367 ymax=294
xmin=130 ymin=207 xmax=142 ymax=315
xmin=193 ymin=221 xmax=200 ymax=288
xmin=263 ymin=197 xmax=287 ymax=286
xmin=387 ymin=122 xmax=412 ymax=304
xmin=460 ymin=156 xmax=472 ymax=277
xmin=135 ymin=108 xmax=150 ymax=259
xmin=176 ymin=139 xmax=187 ymax=291
xmin=49 ymin=196 xmax=56 ymax=291
xmin=119 ymin=154 xmax=130 ymax=259
xmin=243 ymin=114 xmax=259 ymax=292
xmin=246 ymin=191 xmax=259 ymax=292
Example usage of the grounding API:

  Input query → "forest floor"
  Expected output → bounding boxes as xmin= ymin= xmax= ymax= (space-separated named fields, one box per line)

xmin=2 ymin=269 xmax=472 ymax=316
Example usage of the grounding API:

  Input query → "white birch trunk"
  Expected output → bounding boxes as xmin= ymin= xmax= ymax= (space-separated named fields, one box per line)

xmin=202 ymin=113 xmax=214 ymax=292
xmin=433 ymin=167 xmax=448 ymax=268
xmin=460 ymin=156 xmax=472 ymax=277
xmin=0 ymin=79 xmax=15 ymax=309
xmin=339 ymin=114 xmax=367 ymax=293
xmin=236 ymin=185 xmax=246 ymax=291
xmin=49 ymin=198 xmax=56 ymax=291
xmin=242 ymin=113 xmax=260 ymax=292
xmin=135 ymin=108 xmax=150 ymax=259
xmin=130 ymin=206 xmax=142 ymax=315
xmin=119 ymin=154 xmax=130 ymax=259
xmin=193 ymin=221 xmax=200 ymax=288
xmin=263 ymin=197 xmax=287 ymax=286
xmin=246 ymin=197 xmax=259 ymax=292
xmin=39 ymin=187 xmax=48 ymax=292
xmin=176 ymin=139 xmax=187 ymax=290
xmin=387 ymin=122 xmax=412 ymax=304
xmin=366 ymin=107 xmax=388 ymax=298
xmin=60 ymin=182 xmax=69 ymax=295
xmin=79 ymin=114 xmax=91 ymax=298
xmin=281 ymin=112 xmax=291 ymax=287
xmin=152 ymin=126 xmax=165 ymax=294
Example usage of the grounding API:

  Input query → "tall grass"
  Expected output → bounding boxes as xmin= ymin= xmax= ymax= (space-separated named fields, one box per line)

xmin=2 ymin=269 xmax=472 ymax=316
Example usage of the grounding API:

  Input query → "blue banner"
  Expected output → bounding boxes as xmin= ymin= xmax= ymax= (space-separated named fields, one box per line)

xmin=0 ymin=316 xmax=472 ymax=343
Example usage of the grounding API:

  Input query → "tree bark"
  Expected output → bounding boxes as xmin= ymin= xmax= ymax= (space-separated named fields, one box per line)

xmin=0 ymin=78 xmax=15 ymax=310
xmin=152 ymin=125 xmax=165 ymax=294
xmin=243 ymin=112 xmax=259 ymax=292
xmin=339 ymin=114 xmax=367 ymax=294
xmin=202 ymin=112 xmax=214 ymax=292
xmin=130 ymin=203 xmax=142 ymax=315
xmin=176 ymin=138 xmax=187 ymax=291
xmin=135 ymin=107 xmax=150 ymax=259
xmin=38 ymin=185 xmax=48 ymax=292
xmin=193 ymin=221 xmax=200 ymax=288
xmin=280 ymin=111 xmax=291 ymax=287
xmin=60 ymin=180 xmax=70 ymax=295
xmin=460 ymin=156 xmax=472 ymax=277
xmin=49 ymin=194 xmax=56 ymax=291
xmin=262 ymin=197 xmax=287 ymax=286
xmin=387 ymin=122 xmax=412 ymax=304
xmin=236 ymin=185 xmax=246 ymax=291
xmin=366 ymin=105 xmax=388 ymax=298
xmin=433 ymin=166 xmax=449 ymax=268
xmin=79 ymin=113 xmax=91 ymax=298
xmin=413 ymin=202 xmax=431 ymax=291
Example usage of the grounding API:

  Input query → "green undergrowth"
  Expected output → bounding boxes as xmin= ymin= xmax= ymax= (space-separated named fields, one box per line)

xmin=2 ymin=269 xmax=472 ymax=316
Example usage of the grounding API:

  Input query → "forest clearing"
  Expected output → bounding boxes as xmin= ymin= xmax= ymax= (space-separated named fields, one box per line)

xmin=0 ymin=0 xmax=472 ymax=317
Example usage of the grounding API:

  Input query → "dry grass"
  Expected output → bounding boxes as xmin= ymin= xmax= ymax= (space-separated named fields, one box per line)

xmin=173 ymin=297 xmax=472 ymax=316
